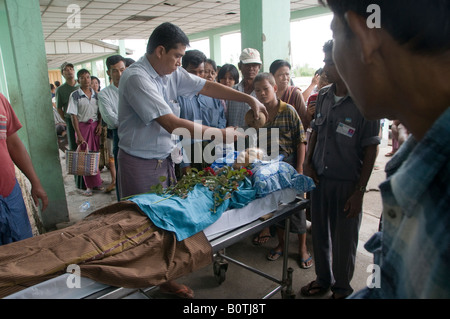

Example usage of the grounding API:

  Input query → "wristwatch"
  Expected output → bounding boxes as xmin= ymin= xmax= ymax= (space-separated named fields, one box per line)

xmin=357 ymin=185 xmax=367 ymax=193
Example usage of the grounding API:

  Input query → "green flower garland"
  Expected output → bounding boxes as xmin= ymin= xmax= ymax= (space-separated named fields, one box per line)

xmin=148 ymin=166 xmax=253 ymax=213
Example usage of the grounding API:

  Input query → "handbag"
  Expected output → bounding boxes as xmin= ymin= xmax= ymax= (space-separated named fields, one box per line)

xmin=66 ymin=142 xmax=100 ymax=176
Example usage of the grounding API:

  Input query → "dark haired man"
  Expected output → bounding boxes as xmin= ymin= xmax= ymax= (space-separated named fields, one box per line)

xmin=319 ymin=0 xmax=450 ymax=299
xmin=226 ymin=48 xmax=263 ymax=129
xmin=301 ymin=40 xmax=380 ymax=299
xmin=56 ymin=62 xmax=85 ymax=190
xmin=117 ymin=22 xmax=266 ymax=299
xmin=67 ymin=69 xmax=103 ymax=197
xmin=98 ymin=55 xmax=127 ymax=196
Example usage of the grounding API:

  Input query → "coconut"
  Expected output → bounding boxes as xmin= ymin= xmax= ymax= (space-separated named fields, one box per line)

xmin=245 ymin=110 xmax=267 ymax=129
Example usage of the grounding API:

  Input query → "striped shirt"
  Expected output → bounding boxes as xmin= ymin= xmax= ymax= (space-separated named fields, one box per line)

xmin=258 ymin=100 xmax=306 ymax=165
xmin=280 ymin=86 xmax=310 ymax=130
xmin=0 ymin=94 xmax=22 ymax=197
xmin=351 ymin=107 xmax=450 ymax=299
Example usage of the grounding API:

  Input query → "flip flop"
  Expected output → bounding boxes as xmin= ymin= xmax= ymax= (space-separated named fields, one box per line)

xmin=160 ymin=284 xmax=194 ymax=299
xmin=82 ymin=189 xmax=93 ymax=197
xmin=267 ymin=250 xmax=283 ymax=261
xmin=299 ymin=254 xmax=313 ymax=269
xmin=300 ymin=280 xmax=328 ymax=297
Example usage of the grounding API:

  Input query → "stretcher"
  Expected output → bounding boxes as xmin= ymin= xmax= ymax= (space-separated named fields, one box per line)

xmin=4 ymin=189 xmax=309 ymax=299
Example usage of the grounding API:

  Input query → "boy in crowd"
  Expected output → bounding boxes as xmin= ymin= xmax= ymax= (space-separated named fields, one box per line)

xmin=252 ymin=73 xmax=312 ymax=269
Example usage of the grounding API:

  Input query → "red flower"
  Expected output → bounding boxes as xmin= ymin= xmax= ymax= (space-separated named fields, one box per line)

xmin=203 ymin=167 xmax=217 ymax=176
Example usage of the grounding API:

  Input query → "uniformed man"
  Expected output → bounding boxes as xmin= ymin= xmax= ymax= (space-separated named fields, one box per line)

xmin=301 ymin=40 xmax=380 ymax=299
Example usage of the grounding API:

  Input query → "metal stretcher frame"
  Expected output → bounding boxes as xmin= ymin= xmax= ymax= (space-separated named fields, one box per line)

xmin=84 ymin=195 xmax=310 ymax=300
xmin=210 ymin=195 xmax=309 ymax=299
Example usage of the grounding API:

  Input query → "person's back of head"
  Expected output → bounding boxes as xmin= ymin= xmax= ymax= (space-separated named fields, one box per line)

xmin=182 ymin=50 xmax=207 ymax=69
xmin=106 ymin=55 xmax=126 ymax=70
xmin=319 ymin=0 xmax=450 ymax=55
xmin=146 ymin=22 xmax=190 ymax=55
xmin=125 ymin=58 xmax=135 ymax=67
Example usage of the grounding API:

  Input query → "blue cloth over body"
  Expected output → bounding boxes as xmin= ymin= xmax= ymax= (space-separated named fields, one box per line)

xmin=130 ymin=178 xmax=256 ymax=241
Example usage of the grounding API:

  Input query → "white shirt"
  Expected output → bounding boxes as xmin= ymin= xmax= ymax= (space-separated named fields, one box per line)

xmin=98 ymin=84 xmax=119 ymax=130
xmin=66 ymin=88 xmax=99 ymax=123
xmin=118 ymin=55 xmax=206 ymax=160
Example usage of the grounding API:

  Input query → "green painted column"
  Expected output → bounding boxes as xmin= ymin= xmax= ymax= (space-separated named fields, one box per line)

xmin=240 ymin=0 xmax=291 ymax=72
xmin=0 ymin=0 xmax=69 ymax=230
xmin=119 ymin=40 xmax=126 ymax=57
xmin=209 ymin=33 xmax=222 ymax=65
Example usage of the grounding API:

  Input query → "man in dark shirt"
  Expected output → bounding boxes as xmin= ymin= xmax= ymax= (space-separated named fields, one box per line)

xmin=302 ymin=40 xmax=380 ymax=299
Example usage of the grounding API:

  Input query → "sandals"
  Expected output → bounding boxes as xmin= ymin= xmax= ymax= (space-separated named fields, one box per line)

xmin=300 ymin=280 xmax=328 ymax=297
xmin=82 ymin=189 xmax=93 ymax=197
xmin=299 ymin=253 xmax=313 ymax=269
xmin=267 ymin=250 xmax=283 ymax=261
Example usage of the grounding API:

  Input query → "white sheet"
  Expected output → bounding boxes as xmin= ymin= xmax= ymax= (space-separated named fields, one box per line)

xmin=204 ymin=188 xmax=297 ymax=240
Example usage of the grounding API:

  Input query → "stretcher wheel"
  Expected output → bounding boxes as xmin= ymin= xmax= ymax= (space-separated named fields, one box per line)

xmin=213 ymin=261 xmax=228 ymax=285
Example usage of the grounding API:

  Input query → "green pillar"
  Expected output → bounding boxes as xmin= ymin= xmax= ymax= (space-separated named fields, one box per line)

xmin=240 ymin=0 xmax=291 ymax=71
xmin=209 ymin=34 xmax=222 ymax=65
xmin=0 ymin=0 xmax=69 ymax=230
xmin=119 ymin=40 xmax=126 ymax=57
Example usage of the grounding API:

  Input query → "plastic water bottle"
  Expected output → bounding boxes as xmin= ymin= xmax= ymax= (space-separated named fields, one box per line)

xmin=79 ymin=201 xmax=91 ymax=213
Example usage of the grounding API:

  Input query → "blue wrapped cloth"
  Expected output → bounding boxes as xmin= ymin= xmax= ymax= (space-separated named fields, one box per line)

xmin=251 ymin=161 xmax=316 ymax=198
xmin=130 ymin=178 xmax=256 ymax=241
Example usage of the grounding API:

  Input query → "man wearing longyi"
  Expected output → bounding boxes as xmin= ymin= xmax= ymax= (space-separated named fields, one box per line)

xmin=117 ymin=22 xmax=267 ymax=299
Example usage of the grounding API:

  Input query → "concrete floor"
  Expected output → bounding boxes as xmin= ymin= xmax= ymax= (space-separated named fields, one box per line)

xmin=58 ymin=138 xmax=391 ymax=300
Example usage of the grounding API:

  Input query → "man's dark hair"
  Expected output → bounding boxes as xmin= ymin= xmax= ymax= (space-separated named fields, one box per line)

xmin=106 ymin=55 xmax=125 ymax=70
xmin=147 ymin=22 xmax=190 ymax=55
xmin=182 ymin=50 xmax=207 ymax=69
xmin=217 ymin=64 xmax=240 ymax=84
xmin=77 ymin=69 xmax=90 ymax=79
xmin=319 ymin=0 xmax=450 ymax=54
xmin=125 ymin=58 xmax=135 ymax=67
xmin=269 ymin=60 xmax=291 ymax=75
xmin=323 ymin=40 xmax=333 ymax=54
